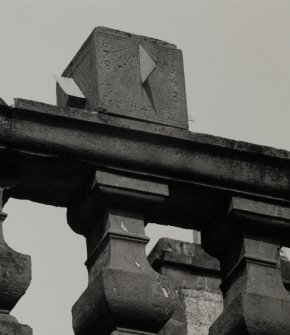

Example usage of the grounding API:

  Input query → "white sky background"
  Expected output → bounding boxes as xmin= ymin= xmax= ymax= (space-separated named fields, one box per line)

xmin=1 ymin=1 xmax=290 ymax=334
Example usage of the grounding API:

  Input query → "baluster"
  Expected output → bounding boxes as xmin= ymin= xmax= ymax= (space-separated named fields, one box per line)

xmin=0 ymin=188 xmax=32 ymax=334
xmin=67 ymin=170 xmax=178 ymax=335
xmin=201 ymin=195 xmax=290 ymax=335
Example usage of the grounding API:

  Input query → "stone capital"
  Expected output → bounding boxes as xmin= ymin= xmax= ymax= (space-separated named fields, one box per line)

xmin=67 ymin=170 xmax=169 ymax=236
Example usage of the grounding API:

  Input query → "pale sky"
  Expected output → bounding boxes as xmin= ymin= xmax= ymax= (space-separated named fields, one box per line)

xmin=1 ymin=1 xmax=290 ymax=334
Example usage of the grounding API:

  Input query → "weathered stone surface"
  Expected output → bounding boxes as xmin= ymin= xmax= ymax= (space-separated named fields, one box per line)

xmin=183 ymin=289 xmax=222 ymax=335
xmin=67 ymin=171 xmax=178 ymax=335
xmin=0 ymin=314 xmax=32 ymax=335
xmin=201 ymin=196 xmax=290 ymax=335
xmin=0 ymin=189 xmax=32 ymax=334
xmin=57 ymin=27 xmax=188 ymax=129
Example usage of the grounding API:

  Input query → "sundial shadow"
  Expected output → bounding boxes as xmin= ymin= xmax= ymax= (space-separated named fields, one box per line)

xmin=142 ymin=80 xmax=157 ymax=111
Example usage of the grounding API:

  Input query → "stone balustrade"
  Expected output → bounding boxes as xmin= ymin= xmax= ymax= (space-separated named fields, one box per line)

xmin=0 ymin=27 xmax=290 ymax=335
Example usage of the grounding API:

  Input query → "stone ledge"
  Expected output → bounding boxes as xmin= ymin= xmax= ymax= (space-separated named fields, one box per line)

xmin=9 ymin=99 xmax=290 ymax=162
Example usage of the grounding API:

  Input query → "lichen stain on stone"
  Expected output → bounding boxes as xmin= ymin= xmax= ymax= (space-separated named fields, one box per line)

xmin=120 ymin=222 xmax=128 ymax=232
xmin=162 ymin=288 xmax=169 ymax=298
xmin=135 ymin=261 xmax=141 ymax=268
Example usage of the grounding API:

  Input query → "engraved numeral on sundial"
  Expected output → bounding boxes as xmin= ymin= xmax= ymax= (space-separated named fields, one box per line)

xmin=172 ymin=91 xmax=178 ymax=102
xmin=104 ymin=59 xmax=111 ymax=70
xmin=171 ymin=78 xmax=178 ymax=87
xmin=103 ymin=49 xmax=110 ymax=58
xmin=102 ymin=39 xmax=109 ymax=48
xmin=105 ymin=84 xmax=112 ymax=95
xmin=101 ymin=38 xmax=111 ymax=70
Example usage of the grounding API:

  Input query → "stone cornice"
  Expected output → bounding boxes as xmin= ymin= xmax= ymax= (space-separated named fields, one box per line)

xmin=0 ymin=99 xmax=290 ymax=209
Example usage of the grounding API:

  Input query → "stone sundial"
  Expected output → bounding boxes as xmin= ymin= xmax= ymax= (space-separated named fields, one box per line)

xmin=56 ymin=27 xmax=188 ymax=129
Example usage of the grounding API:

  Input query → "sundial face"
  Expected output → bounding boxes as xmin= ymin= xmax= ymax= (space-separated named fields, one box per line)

xmin=60 ymin=27 xmax=188 ymax=129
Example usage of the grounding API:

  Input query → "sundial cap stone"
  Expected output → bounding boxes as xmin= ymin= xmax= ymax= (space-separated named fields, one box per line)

xmin=58 ymin=27 xmax=188 ymax=129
